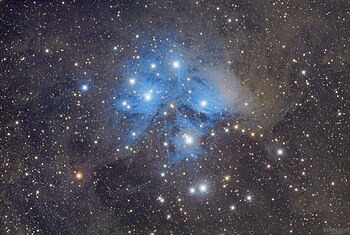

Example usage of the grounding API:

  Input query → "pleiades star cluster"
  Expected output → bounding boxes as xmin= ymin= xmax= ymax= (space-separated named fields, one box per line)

xmin=1 ymin=0 xmax=349 ymax=234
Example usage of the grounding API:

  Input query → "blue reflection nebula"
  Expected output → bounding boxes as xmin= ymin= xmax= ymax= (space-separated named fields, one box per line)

xmin=114 ymin=38 xmax=239 ymax=162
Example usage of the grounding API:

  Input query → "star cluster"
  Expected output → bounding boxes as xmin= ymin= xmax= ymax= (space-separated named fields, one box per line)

xmin=1 ymin=1 xmax=350 ymax=235
xmin=114 ymin=38 xmax=240 ymax=163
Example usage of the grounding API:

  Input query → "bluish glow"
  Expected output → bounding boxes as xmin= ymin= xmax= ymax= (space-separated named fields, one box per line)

xmin=200 ymin=100 xmax=207 ymax=107
xmin=183 ymin=134 xmax=193 ymax=145
xmin=144 ymin=92 xmax=152 ymax=101
xmin=172 ymin=61 xmax=180 ymax=68
xmin=129 ymin=78 xmax=136 ymax=85
xmin=81 ymin=84 xmax=89 ymax=92
xmin=113 ymin=38 xmax=241 ymax=163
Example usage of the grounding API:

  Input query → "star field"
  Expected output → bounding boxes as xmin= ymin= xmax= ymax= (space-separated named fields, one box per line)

xmin=1 ymin=1 xmax=350 ymax=234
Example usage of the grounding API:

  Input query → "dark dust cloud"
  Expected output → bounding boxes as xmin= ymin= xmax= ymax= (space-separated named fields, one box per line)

xmin=1 ymin=0 xmax=350 ymax=234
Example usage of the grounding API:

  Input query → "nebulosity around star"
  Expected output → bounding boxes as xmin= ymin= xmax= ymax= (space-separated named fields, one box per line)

xmin=1 ymin=1 xmax=348 ymax=234
xmin=114 ymin=38 xmax=240 ymax=163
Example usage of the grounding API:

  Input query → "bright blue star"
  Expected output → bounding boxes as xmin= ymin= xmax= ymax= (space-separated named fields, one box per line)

xmin=172 ymin=61 xmax=180 ymax=68
xmin=81 ymin=84 xmax=89 ymax=92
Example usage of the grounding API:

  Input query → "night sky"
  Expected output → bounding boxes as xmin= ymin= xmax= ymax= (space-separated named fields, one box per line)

xmin=1 ymin=0 xmax=350 ymax=234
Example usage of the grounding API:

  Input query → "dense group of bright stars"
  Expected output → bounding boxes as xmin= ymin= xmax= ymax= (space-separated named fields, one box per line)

xmin=113 ymin=40 xmax=233 ymax=163
xmin=2 ymin=0 xmax=348 ymax=234
xmin=75 ymin=43 xmax=290 ymax=209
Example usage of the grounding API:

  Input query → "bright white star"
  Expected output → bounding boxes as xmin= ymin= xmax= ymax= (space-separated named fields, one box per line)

xmin=199 ymin=184 xmax=208 ymax=193
xmin=145 ymin=93 xmax=152 ymax=101
xmin=81 ymin=84 xmax=88 ymax=91
xmin=189 ymin=187 xmax=196 ymax=194
xmin=183 ymin=134 xmax=193 ymax=145
xmin=172 ymin=61 xmax=180 ymax=68
xmin=129 ymin=79 xmax=136 ymax=85
xmin=277 ymin=148 xmax=284 ymax=156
